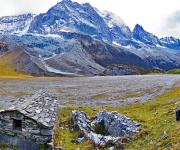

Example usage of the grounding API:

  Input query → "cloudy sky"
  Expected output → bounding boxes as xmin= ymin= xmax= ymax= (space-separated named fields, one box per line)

xmin=0 ymin=0 xmax=179 ymax=38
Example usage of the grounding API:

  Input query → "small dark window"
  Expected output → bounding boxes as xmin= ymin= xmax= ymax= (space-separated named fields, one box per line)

xmin=13 ymin=119 xmax=22 ymax=131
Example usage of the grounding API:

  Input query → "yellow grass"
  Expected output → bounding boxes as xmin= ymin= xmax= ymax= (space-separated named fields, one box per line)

xmin=0 ymin=50 xmax=31 ymax=77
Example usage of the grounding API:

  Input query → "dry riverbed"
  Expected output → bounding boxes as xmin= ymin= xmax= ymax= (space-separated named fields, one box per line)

xmin=0 ymin=75 xmax=179 ymax=108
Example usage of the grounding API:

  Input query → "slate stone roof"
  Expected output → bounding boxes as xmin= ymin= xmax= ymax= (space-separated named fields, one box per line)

xmin=1 ymin=90 xmax=59 ymax=128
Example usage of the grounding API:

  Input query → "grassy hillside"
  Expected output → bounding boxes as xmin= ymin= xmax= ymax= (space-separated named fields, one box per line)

xmin=166 ymin=69 xmax=180 ymax=74
xmin=0 ymin=60 xmax=20 ymax=76
xmin=55 ymin=88 xmax=180 ymax=149
xmin=0 ymin=49 xmax=31 ymax=77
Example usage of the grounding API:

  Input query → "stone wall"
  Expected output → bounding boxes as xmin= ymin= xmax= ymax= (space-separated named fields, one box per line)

xmin=72 ymin=110 xmax=141 ymax=148
xmin=0 ymin=110 xmax=53 ymax=150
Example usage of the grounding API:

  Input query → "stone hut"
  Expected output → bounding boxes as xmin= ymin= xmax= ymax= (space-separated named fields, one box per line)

xmin=0 ymin=90 xmax=59 ymax=150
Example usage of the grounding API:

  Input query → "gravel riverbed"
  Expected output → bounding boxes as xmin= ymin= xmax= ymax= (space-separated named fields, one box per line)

xmin=0 ymin=75 xmax=180 ymax=108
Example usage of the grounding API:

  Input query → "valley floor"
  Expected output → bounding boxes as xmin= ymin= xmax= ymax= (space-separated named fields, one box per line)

xmin=0 ymin=75 xmax=179 ymax=108
xmin=0 ymin=74 xmax=180 ymax=149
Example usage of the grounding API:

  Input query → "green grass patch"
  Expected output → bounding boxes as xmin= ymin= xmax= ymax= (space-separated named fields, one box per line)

xmin=123 ymin=91 xmax=145 ymax=99
xmin=54 ymin=107 xmax=100 ymax=149
xmin=54 ymin=128 xmax=94 ymax=150
xmin=0 ymin=141 xmax=19 ymax=150
xmin=93 ymin=122 xmax=109 ymax=136
xmin=64 ymin=101 xmax=76 ymax=105
xmin=0 ymin=89 xmax=30 ymax=97
xmin=166 ymin=69 xmax=180 ymax=74
xmin=91 ymin=93 xmax=107 ymax=100
xmin=55 ymin=88 xmax=180 ymax=149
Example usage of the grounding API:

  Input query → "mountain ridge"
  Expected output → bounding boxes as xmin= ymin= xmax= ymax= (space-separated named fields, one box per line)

xmin=0 ymin=0 xmax=179 ymax=50
xmin=0 ymin=0 xmax=179 ymax=76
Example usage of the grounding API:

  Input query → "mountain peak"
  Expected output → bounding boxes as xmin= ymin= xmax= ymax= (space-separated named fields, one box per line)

xmin=53 ymin=0 xmax=76 ymax=10
xmin=50 ymin=0 xmax=93 ymax=13
xmin=82 ymin=2 xmax=91 ymax=7
xmin=133 ymin=24 xmax=145 ymax=32
xmin=59 ymin=0 xmax=91 ymax=8
xmin=54 ymin=0 xmax=73 ymax=8
xmin=133 ymin=24 xmax=160 ymax=46
xmin=60 ymin=0 xmax=72 ymax=3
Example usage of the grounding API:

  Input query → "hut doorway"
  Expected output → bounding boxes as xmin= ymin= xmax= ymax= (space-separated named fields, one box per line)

xmin=13 ymin=119 xmax=22 ymax=131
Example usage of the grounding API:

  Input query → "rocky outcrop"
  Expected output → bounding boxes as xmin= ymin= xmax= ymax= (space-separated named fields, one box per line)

xmin=72 ymin=110 xmax=141 ymax=147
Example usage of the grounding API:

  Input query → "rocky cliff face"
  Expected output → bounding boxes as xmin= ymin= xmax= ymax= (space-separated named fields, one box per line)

xmin=133 ymin=24 xmax=161 ymax=47
xmin=160 ymin=37 xmax=180 ymax=50
xmin=0 ymin=14 xmax=34 ymax=34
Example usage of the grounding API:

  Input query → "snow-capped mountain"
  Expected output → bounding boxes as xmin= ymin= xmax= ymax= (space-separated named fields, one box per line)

xmin=97 ymin=10 xmax=132 ymax=43
xmin=28 ymin=0 xmax=132 ymax=45
xmin=132 ymin=24 xmax=180 ymax=50
xmin=0 ymin=0 xmax=179 ymax=51
xmin=0 ymin=13 xmax=35 ymax=34
xmin=0 ymin=0 xmax=179 ymax=76
xmin=28 ymin=0 xmax=110 ymax=38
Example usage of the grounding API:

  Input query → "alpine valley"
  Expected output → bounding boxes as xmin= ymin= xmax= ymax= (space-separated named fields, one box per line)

xmin=0 ymin=0 xmax=180 ymax=76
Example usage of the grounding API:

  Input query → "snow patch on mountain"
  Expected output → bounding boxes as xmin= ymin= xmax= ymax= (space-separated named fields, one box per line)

xmin=97 ymin=10 xmax=126 ymax=28
xmin=41 ymin=59 xmax=76 ymax=75
xmin=45 ymin=64 xmax=76 ymax=75
xmin=112 ymin=41 xmax=121 ymax=46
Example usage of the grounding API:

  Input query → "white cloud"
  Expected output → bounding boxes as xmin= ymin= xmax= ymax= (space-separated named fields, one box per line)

xmin=0 ymin=0 xmax=58 ymax=16
xmin=160 ymin=11 xmax=180 ymax=38
xmin=0 ymin=0 xmax=179 ymax=38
